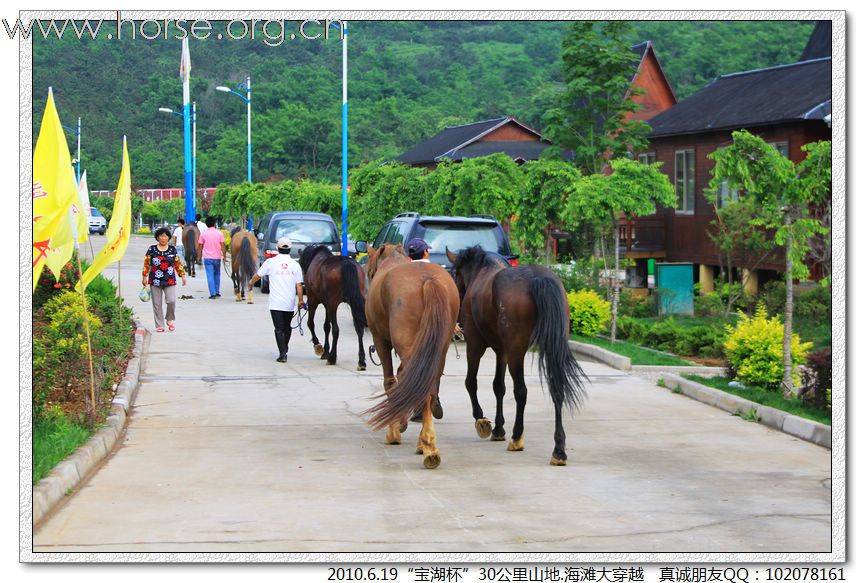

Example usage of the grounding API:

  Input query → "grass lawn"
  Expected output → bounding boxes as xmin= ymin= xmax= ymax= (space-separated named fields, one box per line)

xmin=681 ymin=374 xmax=831 ymax=426
xmin=33 ymin=413 xmax=93 ymax=485
xmin=574 ymin=335 xmax=694 ymax=366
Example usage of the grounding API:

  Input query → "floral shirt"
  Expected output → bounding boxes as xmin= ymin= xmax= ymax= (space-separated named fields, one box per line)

xmin=143 ymin=244 xmax=185 ymax=287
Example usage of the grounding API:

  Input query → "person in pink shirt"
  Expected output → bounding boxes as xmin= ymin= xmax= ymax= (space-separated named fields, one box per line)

xmin=196 ymin=216 xmax=226 ymax=299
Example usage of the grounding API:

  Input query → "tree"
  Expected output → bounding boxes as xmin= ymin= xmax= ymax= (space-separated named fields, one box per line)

xmin=705 ymin=195 xmax=778 ymax=315
xmin=565 ymin=158 xmax=676 ymax=341
xmin=542 ymin=21 xmax=651 ymax=175
xmin=516 ymin=159 xmax=582 ymax=263
xmin=709 ymin=132 xmax=831 ymax=397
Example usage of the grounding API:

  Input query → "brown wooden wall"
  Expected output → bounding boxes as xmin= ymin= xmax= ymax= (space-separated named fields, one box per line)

xmin=637 ymin=120 xmax=831 ymax=271
xmin=482 ymin=124 xmax=539 ymax=142
xmin=627 ymin=50 xmax=677 ymax=122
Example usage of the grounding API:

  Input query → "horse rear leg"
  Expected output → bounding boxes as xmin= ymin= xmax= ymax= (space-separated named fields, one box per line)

xmin=325 ymin=303 xmax=339 ymax=365
xmin=505 ymin=353 xmax=529 ymax=453
xmin=464 ymin=342 xmax=492 ymax=438
xmin=233 ymin=271 xmax=242 ymax=302
xmin=490 ymin=352 xmax=508 ymax=441
xmin=375 ymin=338 xmax=403 ymax=445
xmin=416 ymin=401 xmax=441 ymax=469
xmin=321 ymin=313 xmax=332 ymax=361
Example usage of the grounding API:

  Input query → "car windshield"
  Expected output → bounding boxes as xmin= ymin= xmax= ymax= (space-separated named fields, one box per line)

xmin=415 ymin=222 xmax=508 ymax=255
xmin=90 ymin=208 xmax=102 ymax=217
xmin=272 ymin=219 xmax=336 ymax=244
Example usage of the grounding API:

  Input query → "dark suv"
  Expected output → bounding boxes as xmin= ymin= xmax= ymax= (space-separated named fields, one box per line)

xmin=362 ymin=212 xmax=517 ymax=273
xmin=254 ymin=211 xmax=340 ymax=292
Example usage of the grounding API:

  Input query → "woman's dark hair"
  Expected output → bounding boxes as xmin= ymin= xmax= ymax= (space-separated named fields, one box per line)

xmin=154 ymin=227 xmax=172 ymax=240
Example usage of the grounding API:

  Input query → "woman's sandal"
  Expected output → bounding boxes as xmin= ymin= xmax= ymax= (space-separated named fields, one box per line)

xmin=168 ymin=323 xmax=175 ymax=331
xmin=155 ymin=327 xmax=165 ymax=333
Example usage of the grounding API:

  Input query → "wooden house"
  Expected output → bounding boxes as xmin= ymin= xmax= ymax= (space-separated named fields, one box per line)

xmin=627 ymin=33 xmax=831 ymax=294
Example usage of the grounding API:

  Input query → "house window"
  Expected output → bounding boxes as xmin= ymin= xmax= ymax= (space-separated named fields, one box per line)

xmin=716 ymin=180 xmax=739 ymax=208
xmin=638 ymin=152 xmax=656 ymax=165
xmin=675 ymin=149 xmax=695 ymax=213
xmin=769 ymin=141 xmax=790 ymax=158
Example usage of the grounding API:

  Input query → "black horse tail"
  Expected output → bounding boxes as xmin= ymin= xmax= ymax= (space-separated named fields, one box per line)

xmin=341 ymin=261 xmax=367 ymax=329
xmin=239 ymin=236 xmax=257 ymax=282
xmin=367 ymin=278 xmax=453 ymax=431
xmin=530 ymin=276 xmax=588 ymax=412
xmin=183 ymin=228 xmax=197 ymax=264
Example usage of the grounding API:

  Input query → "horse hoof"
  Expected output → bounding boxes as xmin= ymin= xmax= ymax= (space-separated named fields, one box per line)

xmin=423 ymin=453 xmax=441 ymax=469
xmin=235 ymin=297 xmax=242 ymax=302
xmin=326 ymin=359 xmax=336 ymax=365
xmin=490 ymin=430 xmax=506 ymax=442
xmin=415 ymin=446 xmax=423 ymax=455
xmin=385 ymin=437 xmax=401 ymax=445
xmin=550 ymin=456 xmax=567 ymax=466
xmin=357 ymin=364 xmax=366 ymax=371
xmin=313 ymin=344 xmax=324 ymax=356
xmin=507 ymin=437 xmax=525 ymax=452
xmin=248 ymin=300 xmax=254 ymax=304
xmin=475 ymin=418 xmax=492 ymax=439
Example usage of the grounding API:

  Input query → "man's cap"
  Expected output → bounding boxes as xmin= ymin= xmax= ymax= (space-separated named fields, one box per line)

xmin=277 ymin=237 xmax=293 ymax=249
xmin=407 ymin=238 xmax=429 ymax=254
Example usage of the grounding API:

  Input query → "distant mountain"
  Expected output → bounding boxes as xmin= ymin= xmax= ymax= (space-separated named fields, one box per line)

xmin=32 ymin=19 xmax=814 ymax=189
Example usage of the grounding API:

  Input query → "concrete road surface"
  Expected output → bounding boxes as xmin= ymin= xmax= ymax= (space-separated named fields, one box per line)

xmin=31 ymin=235 xmax=831 ymax=556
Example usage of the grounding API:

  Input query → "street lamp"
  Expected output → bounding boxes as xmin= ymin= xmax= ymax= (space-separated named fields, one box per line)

xmin=159 ymin=103 xmax=197 ymax=220
xmin=216 ymin=76 xmax=252 ymax=229
xmin=61 ymin=116 xmax=81 ymax=183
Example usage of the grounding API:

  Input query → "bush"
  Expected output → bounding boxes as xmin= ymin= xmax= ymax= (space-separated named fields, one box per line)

xmin=616 ymin=315 xmax=649 ymax=343
xmin=799 ymin=348 xmax=831 ymax=411
xmin=135 ymin=227 xmax=152 ymax=235
xmin=549 ymin=258 xmax=606 ymax=296
xmin=794 ymin=284 xmax=831 ymax=321
xmin=33 ymin=254 xmax=81 ymax=310
xmin=567 ymin=289 xmax=611 ymax=336
xmin=615 ymin=315 xmax=726 ymax=358
xmin=724 ymin=303 xmax=812 ymax=390
xmin=618 ymin=288 xmax=655 ymax=318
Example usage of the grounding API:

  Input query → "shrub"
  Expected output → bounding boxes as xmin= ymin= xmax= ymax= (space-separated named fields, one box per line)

xmin=618 ymin=288 xmax=655 ymax=318
xmin=549 ymin=258 xmax=606 ymax=296
xmin=794 ymin=284 xmax=831 ymax=321
xmin=724 ymin=303 xmax=812 ymax=390
xmin=567 ymin=289 xmax=611 ymax=336
xmin=616 ymin=315 xmax=648 ymax=343
xmin=135 ymin=227 xmax=152 ymax=235
xmin=799 ymin=348 xmax=831 ymax=411
xmin=33 ymin=254 xmax=81 ymax=310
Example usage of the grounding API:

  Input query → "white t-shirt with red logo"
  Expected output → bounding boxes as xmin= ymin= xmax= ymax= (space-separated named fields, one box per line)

xmin=257 ymin=254 xmax=304 ymax=311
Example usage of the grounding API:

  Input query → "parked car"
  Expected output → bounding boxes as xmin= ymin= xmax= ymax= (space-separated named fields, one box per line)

xmin=254 ymin=211 xmax=340 ymax=293
xmin=358 ymin=212 xmax=517 ymax=274
xmin=88 ymin=207 xmax=106 ymax=235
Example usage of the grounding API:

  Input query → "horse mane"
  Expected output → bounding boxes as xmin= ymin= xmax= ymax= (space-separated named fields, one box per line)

xmin=453 ymin=245 xmax=507 ymax=274
xmin=230 ymin=226 xmax=243 ymax=238
xmin=299 ymin=244 xmax=331 ymax=272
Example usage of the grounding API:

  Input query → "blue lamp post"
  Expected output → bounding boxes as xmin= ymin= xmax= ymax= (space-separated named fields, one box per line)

xmin=61 ymin=116 xmax=81 ymax=183
xmin=216 ymin=76 xmax=253 ymax=230
xmin=159 ymin=103 xmax=197 ymax=218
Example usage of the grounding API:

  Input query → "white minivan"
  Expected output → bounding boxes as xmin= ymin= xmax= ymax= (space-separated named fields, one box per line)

xmin=88 ymin=207 xmax=107 ymax=235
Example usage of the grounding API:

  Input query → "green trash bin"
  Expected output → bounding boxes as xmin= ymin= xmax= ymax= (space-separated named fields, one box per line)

xmin=656 ymin=263 xmax=694 ymax=316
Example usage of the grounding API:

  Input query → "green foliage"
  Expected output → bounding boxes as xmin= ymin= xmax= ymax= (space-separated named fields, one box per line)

xmin=543 ymin=21 xmax=650 ymax=175
xmin=33 ymin=255 xmax=79 ymax=309
xmin=33 ymin=406 xmax=92 ymax=484
xmin=514 ymin=159 xmax=581 ymax=259
xmin=760 ymin=281 xmax=830 ymax=322
xmin=575 ymin=334 xmax=693 ymax=366
xmin=617 ymin=288 xmax=656 ymax=318
xmin=141 ymin=198 xmax=184 ymax=225
xmin=799 ymin=348 xmax=831 ymax=412
xmin=567 ymin=289 xmax=611 ymax=336
xmin=349 ymin=162 xmax=429 ymax=241
xmin=723 ymin=304 xmax=812 ymax=390
xmin=616 ymin=315 xmax=727 ymax=358
xmin=90 ymin=195 xmax=115 ymax=223
xmin=209 ymin=179 xmax=343 ymax=228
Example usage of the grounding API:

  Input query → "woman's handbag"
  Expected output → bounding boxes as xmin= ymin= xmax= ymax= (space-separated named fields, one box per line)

xmin=139 ymin=286 xmax=152 ymax=302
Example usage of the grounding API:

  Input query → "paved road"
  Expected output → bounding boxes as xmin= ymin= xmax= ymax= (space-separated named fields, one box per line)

xmin=32 ymin=235 xmax=831 ymax=555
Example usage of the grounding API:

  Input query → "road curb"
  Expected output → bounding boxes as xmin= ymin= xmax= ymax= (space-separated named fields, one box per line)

xmin=569 ymin=340 xmax=631 ymax=370
xmin=32 ymin=319 xmax=148 ymax=528
xmin=659 ymin=372 xmax=831 ymax=449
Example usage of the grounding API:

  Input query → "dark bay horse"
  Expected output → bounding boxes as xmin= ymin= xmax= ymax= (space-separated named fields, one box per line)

xmin=447 ymin=246 xmax=589 ymax=466
xmin=299 ymin=244 xmax=368 ymax=370
xmin=364 ymin=244 xmax=460 ymax=469
xmin=229 ymin=227 xmax=257 ymax=304
xmin=182 ymin=224 xmax=200 ymax=277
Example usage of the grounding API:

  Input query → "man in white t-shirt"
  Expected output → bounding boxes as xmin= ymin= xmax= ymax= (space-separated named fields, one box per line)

xmin=170 ymin=218 xmax=185 ymax=267
xmin=249 ymin=237 xmax=305 ymax=362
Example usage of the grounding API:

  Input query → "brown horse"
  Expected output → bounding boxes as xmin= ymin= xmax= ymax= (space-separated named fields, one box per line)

xmin=181 ymin=224 xmax=200 ymax=277
xmin=364 ymin=244 xmax=460 ymax=469
xmin=299 ymin=245 xmax=368 ymax=371
xmin=229 ymin=227 xmax=257 ymax=304
xmin=447 ymin=246 xmax=588 ymax=466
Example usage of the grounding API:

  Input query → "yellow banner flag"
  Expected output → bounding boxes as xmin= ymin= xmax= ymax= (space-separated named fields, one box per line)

xmin=72 ymin=172 xmax=89 ymax=243
xmin=33 ymin=87 xmax=79 ymax=290
xmin=77 ymin=137 xmax=132 ymax=291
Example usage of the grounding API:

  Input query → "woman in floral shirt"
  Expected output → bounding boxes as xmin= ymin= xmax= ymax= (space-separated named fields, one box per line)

xmin=142 ymin=227 xmax=187 ymax=332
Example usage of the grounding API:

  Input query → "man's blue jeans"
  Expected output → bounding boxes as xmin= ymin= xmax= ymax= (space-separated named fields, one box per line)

xmin=204 ymin=258 xmax=221 ymax=297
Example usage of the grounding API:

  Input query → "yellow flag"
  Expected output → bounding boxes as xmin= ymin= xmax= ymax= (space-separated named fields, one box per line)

xmin=72 ymin=172 xmax=90 ymax=243
xmin=33 ymin=88 xmax=79 ymax=290
xmin=77 ymin=137 xmax=132 ymax=291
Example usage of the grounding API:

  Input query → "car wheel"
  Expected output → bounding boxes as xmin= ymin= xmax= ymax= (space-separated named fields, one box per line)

xmin=99 ymin=229 xmax=105 ymax=235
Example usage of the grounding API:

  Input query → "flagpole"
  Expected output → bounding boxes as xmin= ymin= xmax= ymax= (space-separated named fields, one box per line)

xmin=341 ymin=21 xmax=349 ymax=256
xmin=181 ymin=38 xmax=194 ymax=224
xmin=69 ymin=208 xmax=97 ymax=419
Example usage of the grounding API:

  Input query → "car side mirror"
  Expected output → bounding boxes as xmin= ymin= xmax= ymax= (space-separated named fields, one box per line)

xmin=354 ymin=241 xmax=367 ymax=253
xmin=256 ymin=232 xmax=264 ymax=241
